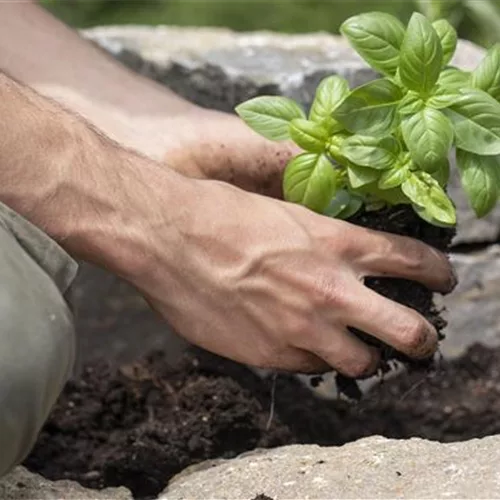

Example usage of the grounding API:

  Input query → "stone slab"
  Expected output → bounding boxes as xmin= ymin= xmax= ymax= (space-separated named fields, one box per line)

xmin=161 ymin=435 xmax=500 ymax=499
xmin=0 ymin=466 xmax=132 ymax=500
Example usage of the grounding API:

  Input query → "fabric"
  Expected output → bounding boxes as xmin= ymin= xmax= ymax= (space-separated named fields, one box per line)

xmin=0 ymin=202 xmax=78 ymax=477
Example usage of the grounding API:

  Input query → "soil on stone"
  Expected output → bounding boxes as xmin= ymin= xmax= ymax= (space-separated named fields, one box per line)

xmin=26 ymin=343 xmax=500 ymax=499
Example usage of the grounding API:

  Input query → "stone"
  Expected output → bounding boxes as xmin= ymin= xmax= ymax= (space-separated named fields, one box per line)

xmin=160 ymin=435 xmax=500 ymax=499
xmin=441 ymin=245 xmax=500 ymax=357
xmin=83 ymin=26 xmax=496 ymax=245
xmin=0 ymin=466 xmax=132 ymax=500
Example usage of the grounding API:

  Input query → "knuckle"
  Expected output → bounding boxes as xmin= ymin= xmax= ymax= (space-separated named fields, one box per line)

xmin=312 ymin=276 xmax=349 ymax=310
xmin=399 ymin=238 xmax=427 ymax=274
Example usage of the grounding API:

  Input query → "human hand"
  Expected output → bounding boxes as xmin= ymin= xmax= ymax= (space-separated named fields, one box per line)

xmin=123 ymin=172 xmax=456 ymax=376
xmin=161 ymin=108 xmax=299 ymax=199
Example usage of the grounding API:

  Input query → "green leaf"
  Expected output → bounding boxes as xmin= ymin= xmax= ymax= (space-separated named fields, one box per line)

xmin=412 ymin=204 xmax=455 ymax=228
xmin=289 ymin=119 xmax=329 ymax=153
xmin=398 ymin=91 xmax=425 ymax=115
xmin=340 ymin=12 xmax=406 ymax=76
xmin=283 ymin=153 xmax=338 ymax=213
xmin=444 ymin=89 xmax=500 ymax=155
xmin=402 ymin=171 xmax=456 ymax=225
xmin=309 ymin=76 xmax=349 ymax=133
xmin=432 ymin=19 xmax=458 ymax=67
xmin=431 ymin=158 xmax=451 ymax=187
xmin=426 ymin=86 xmax=461 ymax=109
xmin=340 ymin=135 xmax=400 ymax=170
xmin=324 ymin=190 xmax=350 ymax=217
xmin=401 ymin=107 xmax=454 ymax=170
xmin=378 ymin=161 xmax=410 ymax=189
xmin=456 ymin=149 xmax=499 ymax=217
xmin=399 ymin=12 xmax=443 ymax=95
xmin=337 ymin=196 xmax=364 ymax=219
xmin=235 ymin=96 xmax=306 ymax=141
xmin=437 ymin=67 xmax=471 ymax=89
xmin=332 ymin=78 xmax=403 ymax=135
xmin=348 ymin=164 xmax=380 ymax=188
xmin=471 ymin=44 xmax=500 ymax=102
xmin=325 ymin=190 xmax=363 ymax=219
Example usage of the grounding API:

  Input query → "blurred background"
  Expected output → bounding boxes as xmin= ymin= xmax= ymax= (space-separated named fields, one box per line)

xmin=41 ymin=0 xmax=500 ymax=48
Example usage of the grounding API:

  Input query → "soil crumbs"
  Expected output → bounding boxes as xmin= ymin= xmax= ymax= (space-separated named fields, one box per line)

xmin=25 ymin=343 xmax=500 ymax=499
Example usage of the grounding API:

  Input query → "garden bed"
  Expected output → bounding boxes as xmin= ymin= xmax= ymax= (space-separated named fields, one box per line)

xmin=25 ymin=342 xmax=500 ymax=500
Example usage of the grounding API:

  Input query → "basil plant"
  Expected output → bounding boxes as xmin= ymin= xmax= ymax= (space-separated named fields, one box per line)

xmin=236 ymin=11 xmax=500 ymax=227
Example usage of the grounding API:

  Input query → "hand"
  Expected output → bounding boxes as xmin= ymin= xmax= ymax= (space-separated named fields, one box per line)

xmin=161 ymin=108 xmax=299 ymax=199
xmin=124 ymin=173 xmax=456 ymax=376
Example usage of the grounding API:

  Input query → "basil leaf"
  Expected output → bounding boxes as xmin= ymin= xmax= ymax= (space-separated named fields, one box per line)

xmin=427 ymin=86 xmax=461 ymax=109
xmin=401 ymin=107 xmax=454 ymax=170
xmin=235 ymin=96 xmax=306 ymax=141
xmin=340 ymin=12 xmax=406 ymax=76
xmin=471 ymin=44 xmax=500 ymax=102
xmin=401 ymin=171 xmax=457 ymax=226
xmin=444 ymin=89 xmax=500 ymax=155
xmin=289 ymin=119 xmax=329 ymax=153
xmin=438 ymin=67 xmax=471 ymax=89
xmin=337 ymin=196 xmax=364 ymax=219
xmin=348 ymin=164 xmax=380 ymax=188
xmin=378 ymin=161 xmax=411 ymax=189
xmin=402 ymin=171 xmax=456 ymax=225
xmin=456 ymin=149 xmax=499 ymax=217
xmin=332 ymin=78 xmax=403 ymax=135
xmin=399 ymin=13 xmax=443 ymax=95
xmin=283 ymin=153 xmax=338 ymax=213
xmin=432 ymin=19 xmax=458 ymax=67
xmin=324 ymin=190 xmax=351 ymax=217
xmin=309 ymin=76 xmax=349 ymax=133
xmin=326 ymin=190 xmax=364 ymax=220
xmin=412 ymin=204 xmax=455 ymax=228
xmin=431 ymin=158 xmax=451 ymax=187
xmin=340 ymin=135 xmax=400 ymax=170
xmin=398 ymin=91 xmax=426 ymax=115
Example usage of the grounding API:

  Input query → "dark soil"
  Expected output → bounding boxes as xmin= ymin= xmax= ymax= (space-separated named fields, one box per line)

xmin=26 ymin=343 xmax=500 ymax=499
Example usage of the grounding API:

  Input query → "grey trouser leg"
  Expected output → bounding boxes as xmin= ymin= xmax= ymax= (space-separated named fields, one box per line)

xmin=0 ymin=203 xmax=78 ymax=478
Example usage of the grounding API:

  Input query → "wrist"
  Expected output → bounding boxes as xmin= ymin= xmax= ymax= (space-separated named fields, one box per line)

xmin=0 ymin=72 xmax=192 ymax=284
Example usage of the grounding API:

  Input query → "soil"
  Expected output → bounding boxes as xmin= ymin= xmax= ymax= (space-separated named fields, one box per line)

xmin=25 ymin=343 xmax=500 ymax=499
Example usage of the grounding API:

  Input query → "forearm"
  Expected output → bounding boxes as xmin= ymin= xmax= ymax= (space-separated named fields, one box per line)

xmin=0 ymin=70 xmax=188 ymax=278
xmin=0 ymin=2 xmax=201 ymax=163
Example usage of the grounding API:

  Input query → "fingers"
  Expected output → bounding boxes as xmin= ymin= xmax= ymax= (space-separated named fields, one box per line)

xmin=338 ymin=279 xmax=438 ymax=359
xmin=341 ymin=225 xmax=456 ymax=294
xmin=293 ymin=323 xmax=381 ymax=378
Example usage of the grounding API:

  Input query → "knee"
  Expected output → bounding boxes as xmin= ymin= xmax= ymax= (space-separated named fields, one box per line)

xmin=0 ymin=234 xmax=75 ymax=477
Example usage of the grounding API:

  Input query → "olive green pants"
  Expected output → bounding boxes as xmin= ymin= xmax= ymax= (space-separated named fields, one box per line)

xmin=0 ymin=202 xmax=77 ymax=477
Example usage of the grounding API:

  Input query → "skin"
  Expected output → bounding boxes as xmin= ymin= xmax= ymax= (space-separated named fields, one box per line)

xmin=0 ymin=3 xmax=456 ymax=377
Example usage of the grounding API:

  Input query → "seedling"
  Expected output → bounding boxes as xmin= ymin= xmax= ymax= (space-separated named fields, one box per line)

xmin=236 ymin=11 xmax=500 ymax=227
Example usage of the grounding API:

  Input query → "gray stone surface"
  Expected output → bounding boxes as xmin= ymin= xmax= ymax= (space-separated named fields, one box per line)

xmin=0 ymin=466 xmax=132 ymax=499
xmin=84 ymin=25 xmax=498 ymax=245
xmin=161 ymin=435 xmax=500 ymax=499
xmin=441 ymin=246 xmax=500 ymax=357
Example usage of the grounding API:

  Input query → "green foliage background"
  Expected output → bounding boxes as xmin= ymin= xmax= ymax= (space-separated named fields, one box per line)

xmin=41 ymin=0 xmax=500 ymax=48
